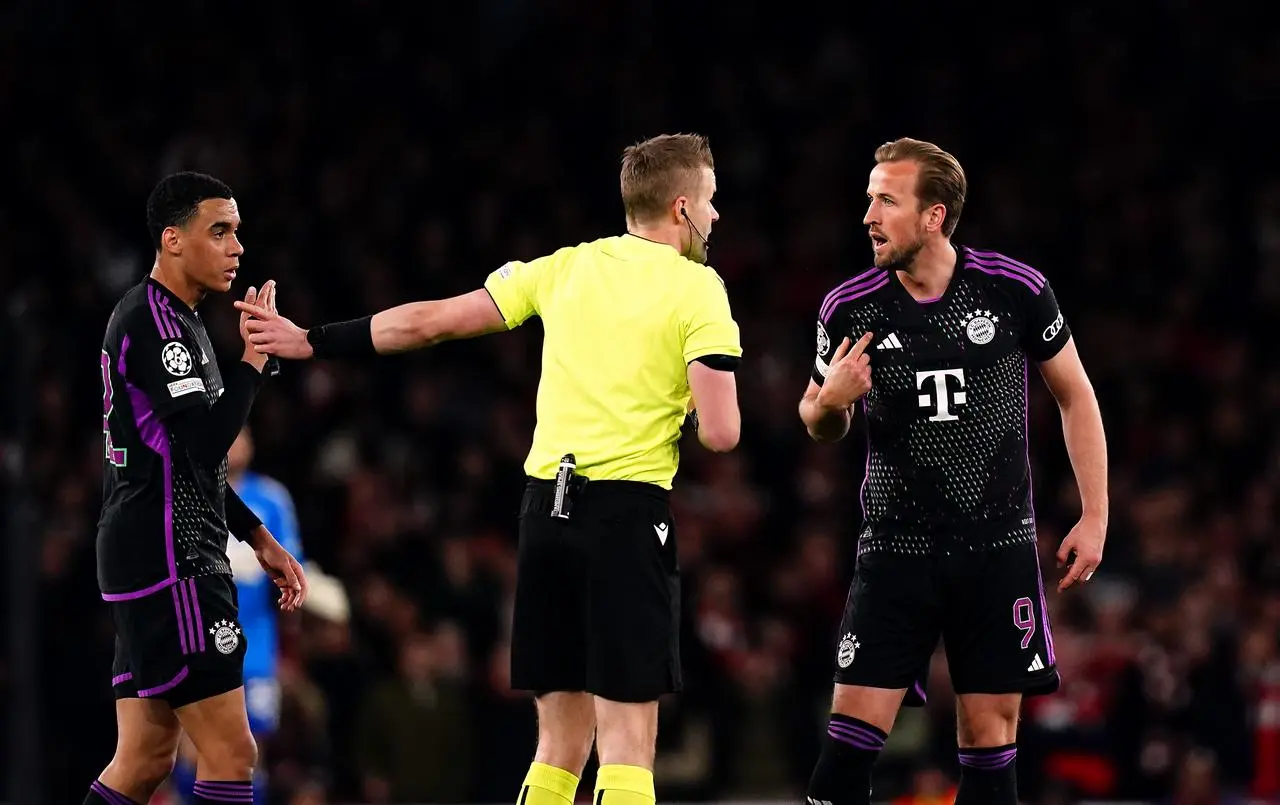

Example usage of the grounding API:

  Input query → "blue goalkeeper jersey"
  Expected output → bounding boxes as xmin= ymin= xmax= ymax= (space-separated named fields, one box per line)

xmin=225 ymin=470 xmax=302 ymax=680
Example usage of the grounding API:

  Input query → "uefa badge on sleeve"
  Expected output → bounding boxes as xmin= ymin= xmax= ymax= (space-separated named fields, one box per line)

xmin=161 ymin=341 xmax=193 ymax=376
xmin=836 ymin=633 xmax=860 ymax=668
xmin=816 ymin=321 xmax=830 ymax=355
xmin=209 ymin=620 xmax=242 ymax=654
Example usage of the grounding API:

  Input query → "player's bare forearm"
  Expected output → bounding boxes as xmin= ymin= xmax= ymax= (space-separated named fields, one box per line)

xmin=1038 ymin=340 xmax=1108 ymax=524
xmin=370 ymin=290 xmax=507 ymax=354
xmin=242 ymin=523 xmax=274 ymax=550
xmin=799 ymin=394 xmax=852 ymax=442
xmin=1058 ymin=388 xmax=1108 ymax=524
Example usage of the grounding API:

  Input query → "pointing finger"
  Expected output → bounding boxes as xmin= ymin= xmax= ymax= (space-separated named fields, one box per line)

xmin=848 ymin=331 xmax=875 ymax=358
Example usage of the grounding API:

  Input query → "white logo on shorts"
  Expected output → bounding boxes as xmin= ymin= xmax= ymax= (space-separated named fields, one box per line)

xmin=836 ymin=632 xmax=860 ymax=668
xmin=654 ymin=523 xmax=669 ymax=545
xmin=209 ymin=619 xmax=242 ymax=655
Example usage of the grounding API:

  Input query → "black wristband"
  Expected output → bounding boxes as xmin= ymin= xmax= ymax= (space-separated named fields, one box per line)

xmin=307 ymin=316 xmax=376 ymax=359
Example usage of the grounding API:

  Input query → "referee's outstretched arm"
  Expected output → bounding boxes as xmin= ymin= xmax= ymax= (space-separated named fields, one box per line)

xmin=235 ymin=287 xmax=506 ymax=358
xmin=237 ymin=289 xmax=740 ymax=452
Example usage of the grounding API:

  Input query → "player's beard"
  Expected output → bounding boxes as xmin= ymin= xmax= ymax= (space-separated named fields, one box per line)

xmin=875 ymin=227 xmax=926 ymax=272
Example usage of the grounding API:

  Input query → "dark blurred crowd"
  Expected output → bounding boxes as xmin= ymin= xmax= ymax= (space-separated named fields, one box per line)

xmin=2 ymin=1 xmax=1278 ymax=804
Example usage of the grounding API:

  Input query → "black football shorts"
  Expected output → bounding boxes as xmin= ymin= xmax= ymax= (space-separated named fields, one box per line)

xmin=511 ymin=478 xmax=681 ymax=703
xmin=833 ymin=541 xmax=1060 ymax=697
xmin=111 ymin=573 xmax=247 ymax=709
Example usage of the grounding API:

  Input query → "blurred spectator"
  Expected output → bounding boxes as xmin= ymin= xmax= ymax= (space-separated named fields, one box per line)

xmin=355 ymin=624 xmax=472 ymax=803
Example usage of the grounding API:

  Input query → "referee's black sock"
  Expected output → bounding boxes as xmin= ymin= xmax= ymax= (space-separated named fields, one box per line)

xmin=805 ymin=714 xmax=887 ymax=805
xmin=956 ymin=744 xmax=1018 ymax=804
xmin=84 ymin=779 xmax=140 ymax=804
xmin=193 ymin=779 xmax=254 ymax=803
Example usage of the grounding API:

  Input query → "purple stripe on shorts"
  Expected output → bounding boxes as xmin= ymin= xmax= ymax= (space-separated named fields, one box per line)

xmin=173 ymin=585 xmax=190 ymax=655
xmin=1036 ymin=561 xmax=1056 ymax=665
xmin=102 ymin=576 xmax=176 ymax=601
xmin=137 ymin=665 xmax=188 ymax=698
xmin=178 ymin=580 xmax=199 ymax=654
xmin=111 ymin=672 xmax=132 ymax=687
xmin=188 ymin=578 xmax=206 ymax=652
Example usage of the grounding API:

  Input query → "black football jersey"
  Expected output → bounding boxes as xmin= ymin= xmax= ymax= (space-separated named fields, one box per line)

xmin=812 ymin=246 xmax=1071 ymax=554
xmin=97 ymin=277 xmax=234 ymax=597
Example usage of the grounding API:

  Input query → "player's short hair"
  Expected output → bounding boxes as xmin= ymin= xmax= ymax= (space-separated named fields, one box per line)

xmin=620 ymin=133 xmax=715 ymax=226
xmin=875 ymin=138 xmax=967 ymax=237
xmin=146 ymin=171 xmax=234 ymax=249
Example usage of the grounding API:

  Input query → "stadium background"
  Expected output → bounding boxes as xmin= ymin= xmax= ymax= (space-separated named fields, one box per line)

xmin=2 ymin=1 xmax=1278 ymax=803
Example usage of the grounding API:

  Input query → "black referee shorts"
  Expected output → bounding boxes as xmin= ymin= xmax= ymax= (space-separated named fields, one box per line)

xmin=833 ymin=541 xmax=1060 ymax=698
xmin=110 ymin=573 xmax=247 ymax=709
xmin=511 ymin=478 xmax=681 ymax=703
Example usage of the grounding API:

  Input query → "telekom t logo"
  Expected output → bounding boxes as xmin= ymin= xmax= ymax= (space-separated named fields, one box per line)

xmin=917 ymin=369 xmax=966 ymax=422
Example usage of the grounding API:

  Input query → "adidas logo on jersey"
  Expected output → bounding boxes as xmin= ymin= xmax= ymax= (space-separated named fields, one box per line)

xmin=1027 ymin=653 xmax=1046 ymax=672
xmin=875 ymin=333 xmax=903 ymax=350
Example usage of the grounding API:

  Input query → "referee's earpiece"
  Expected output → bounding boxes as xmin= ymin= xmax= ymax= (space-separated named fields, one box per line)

xmin=680 ymin=205 xmax=688 ymax=219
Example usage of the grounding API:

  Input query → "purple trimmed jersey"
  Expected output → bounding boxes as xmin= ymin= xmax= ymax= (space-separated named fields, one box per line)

xmin=97 ymin=277 xmax=234 ymax=597
xmin=811 ymin=246 xmax=1071 ymax=554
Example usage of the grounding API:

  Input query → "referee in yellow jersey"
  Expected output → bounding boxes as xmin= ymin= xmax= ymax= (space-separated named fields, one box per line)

xmin=237 ymin=133 xmax=743 ymax=805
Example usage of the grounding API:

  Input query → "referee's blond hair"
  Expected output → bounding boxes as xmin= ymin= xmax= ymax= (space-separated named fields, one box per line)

xmin=620 ymin=133 xmax=714 ymax=228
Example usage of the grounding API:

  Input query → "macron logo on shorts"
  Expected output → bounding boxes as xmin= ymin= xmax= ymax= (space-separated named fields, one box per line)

xmin=654 ymin=523 xmax=668 ymax=544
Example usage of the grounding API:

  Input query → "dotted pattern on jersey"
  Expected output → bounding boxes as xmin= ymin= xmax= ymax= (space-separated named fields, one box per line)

xmin=838 ymin=272 xmax=1037 ymax=554
xmin=169 ymin=311 xmax=234 ymax=578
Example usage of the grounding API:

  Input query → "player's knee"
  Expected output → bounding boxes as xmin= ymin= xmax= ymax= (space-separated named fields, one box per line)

xmin=593 ymin=698 xmax=658 ymax=768
xmin=107 ymin=747 xmax=176 ymax=796
xmin=199 ymin=731 xmax=259 ymax=778
xmin=831 ymin=684 xmax=903 ymax=735
xmin=534 ymin=692 xmax=596 ymax=773
xmin=955 ymin=695 xmax=1020 ymax=747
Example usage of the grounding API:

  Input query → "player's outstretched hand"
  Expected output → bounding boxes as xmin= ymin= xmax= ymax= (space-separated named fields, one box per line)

xmin=1056 ymin=516 xmax=1106 ymax=592
xmin=253 ymin=536 xmax=309 ymax=612
xmin=816 ymin=332 xmax=875 ymax=410
xmin=234 ymin=294 xmax=314 ymax=360
xmin=237 ymin=283 xmax=273 ymax=371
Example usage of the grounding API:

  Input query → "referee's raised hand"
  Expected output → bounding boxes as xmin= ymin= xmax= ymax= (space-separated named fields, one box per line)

xmin=816 ymin=331 xmax=875 ymax=410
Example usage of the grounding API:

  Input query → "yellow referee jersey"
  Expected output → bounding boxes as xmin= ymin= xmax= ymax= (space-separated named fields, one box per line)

xmin=483 ymin=234 xmax=742 ymax=489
